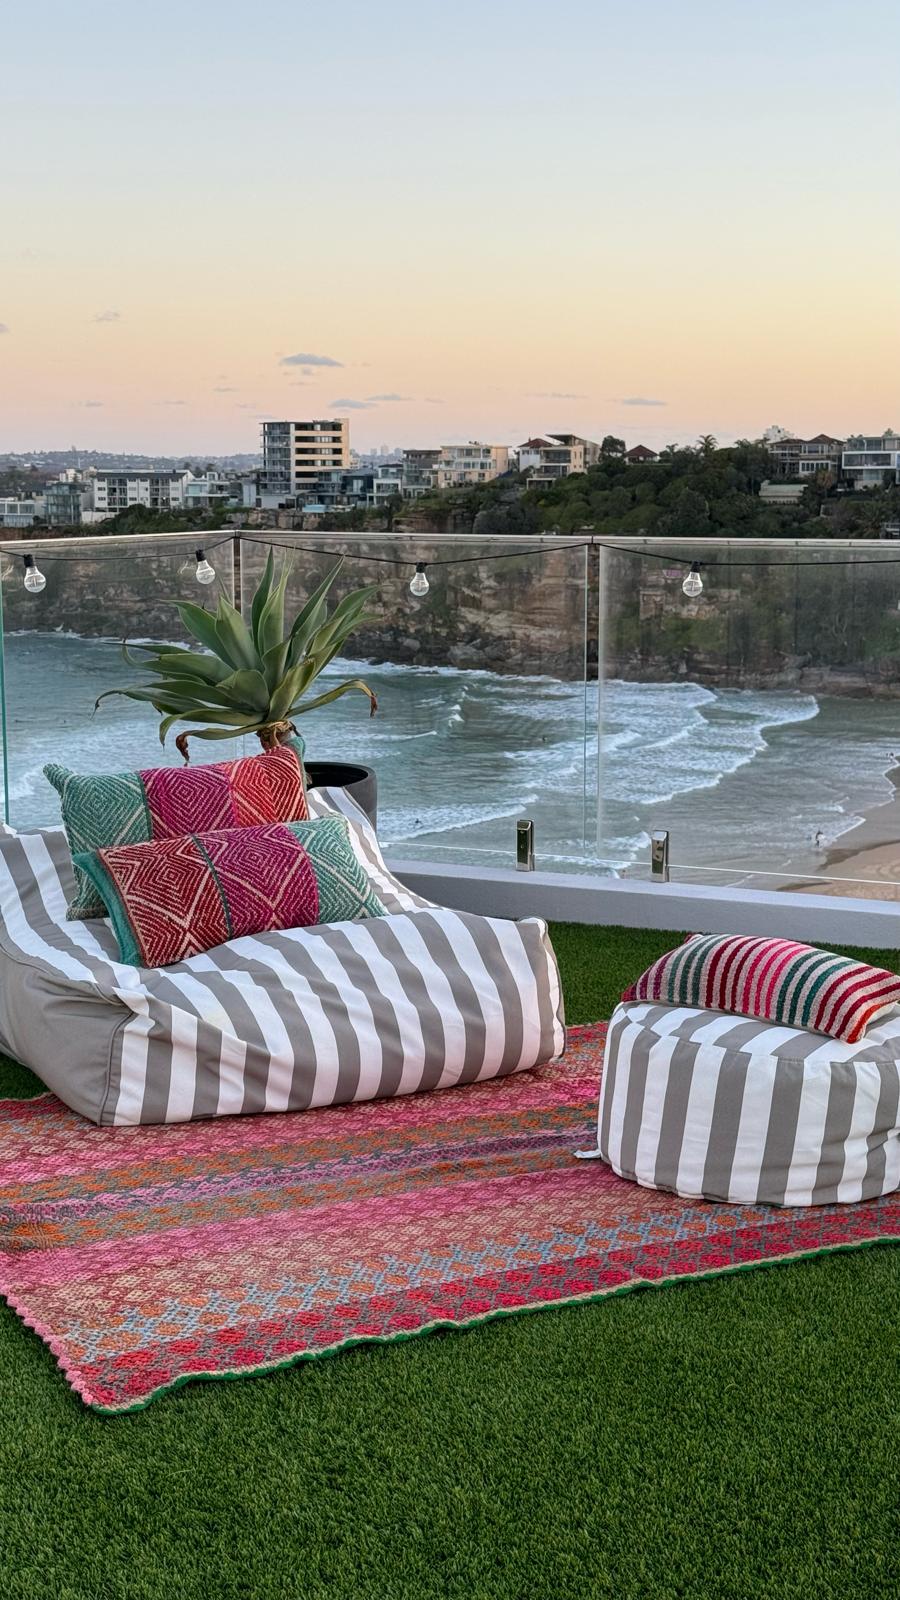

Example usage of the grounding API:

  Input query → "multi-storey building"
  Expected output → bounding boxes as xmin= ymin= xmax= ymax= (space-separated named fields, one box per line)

xmin=434 ymin=443 xmax=509 ymax=489
xmin=262 ymin=419 xmax=350 ymax=499
xmin=841 ymin=433 xmax=900 ymax=490
xmin=44 ymin=480 xmax=85 ymax=526
xmin=89 ymin=469 xmax=191 ymax=515
xmin=401 ymin=449 xmax=442 ymax=499
xmin=0 ymin=498 xmax=39 ymax=528
xmin=766 ymin=433 xmax=844 ymax=478
xmin=516 ymin=434 xmax=599 ymax=486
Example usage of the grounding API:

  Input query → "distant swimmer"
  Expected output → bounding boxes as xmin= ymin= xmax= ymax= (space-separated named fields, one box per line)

xmin=814 ymin=829 xmax=823 ymax=849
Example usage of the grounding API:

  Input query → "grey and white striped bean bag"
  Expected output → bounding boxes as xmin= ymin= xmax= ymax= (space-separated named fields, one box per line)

xmin=579 ymin=999 xmax=900 ymax=1206
xmin=0 ymin=788 xmax=564 ymax=1125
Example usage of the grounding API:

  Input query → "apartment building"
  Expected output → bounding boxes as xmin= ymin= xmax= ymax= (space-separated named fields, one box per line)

xmin=766 ymin=433 xmax=844 ymax=478
xmin=401 ymin=448 xmax=442 ymax=499
xmin=0 ymin=498 xmax=39 ymax=528
xmin=516 ymin=434 xmax=599 ymax=486
xmin=841 ymin=432 xmax=900 ymax=490
xmin=434 ymin=443 xmax=509 ymax=489
xmin=262 ymin=419 xmax=350 ymax=499
xmin=89 ymin=469 xmax=191 ymax=515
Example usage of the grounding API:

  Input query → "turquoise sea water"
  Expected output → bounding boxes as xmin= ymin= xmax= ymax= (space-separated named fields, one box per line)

xmin=4 ymin=632 xmax=898 ymax=881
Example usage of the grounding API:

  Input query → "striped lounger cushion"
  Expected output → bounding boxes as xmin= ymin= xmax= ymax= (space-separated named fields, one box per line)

xmin=582 ymin=1000 xmax=900 ymax=1206
xmin=0 ymin=787 xmax=565 ymax=1126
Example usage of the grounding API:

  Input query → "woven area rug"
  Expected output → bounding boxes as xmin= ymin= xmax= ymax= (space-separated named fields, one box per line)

xmin=2 ymin=1021 xmax=900 ymax=1414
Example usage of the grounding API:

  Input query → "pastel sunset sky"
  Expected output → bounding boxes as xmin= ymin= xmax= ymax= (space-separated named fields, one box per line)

xmin=2 ymin=0 xmax=898 ymax=455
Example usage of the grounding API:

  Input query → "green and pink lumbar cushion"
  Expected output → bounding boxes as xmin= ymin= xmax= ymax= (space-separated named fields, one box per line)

xmin=74 ymin=815 xmax=385 ymax=968
xmin=45 ymin=742 xmax=308 ymax=920
xmin=623 ymin=933 xmax=900 ymax=1045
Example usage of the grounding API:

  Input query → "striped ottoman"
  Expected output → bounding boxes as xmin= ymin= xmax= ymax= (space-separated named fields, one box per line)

xmin=582 ymin=1000 xmax=900 ymax=1206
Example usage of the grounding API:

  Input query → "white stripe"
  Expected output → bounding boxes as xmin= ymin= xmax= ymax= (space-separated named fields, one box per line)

xmin=275 ymin=928 xmax=386 ymax=1103
xmin=0 ymin=848 xmax=97 ymax=983
xmin=25 ymin=834 xmax=143 ymax=988
xmin=779 ymin=1058 xmax=833 ymax=1205
xmin=632 ymin=1036 xmax=680 ymax=1185
xmin=674 ymin=1045 xmax=724 ymax=1198
xmin=731 ymin=1057 xmax=780 ymax=1202
xmin=230 ymin=936 xmax=343 ymax=1111
xmin=112 ymin=1002 xmax=154 ymax=1125
xmin=164 ymin=1010 xmax=201 ymax=1123
xmin=835 ymin=1067 xmax=881 ymax=1204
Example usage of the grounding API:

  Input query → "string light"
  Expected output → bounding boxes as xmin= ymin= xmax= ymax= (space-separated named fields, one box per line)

xmin=409 ymin=562 xmax=430 ymax=597
xmin=22 ymin=554 xmax=47 ymax=595
xmin=194 ymin=548 xmax=216 ymax=585
xmin=682 ymin=561 xmax=703 ymax=598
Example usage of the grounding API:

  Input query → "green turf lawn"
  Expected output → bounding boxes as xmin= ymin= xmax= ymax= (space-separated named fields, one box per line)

xmin=2 ymin=923 xmax=899 ymax=1600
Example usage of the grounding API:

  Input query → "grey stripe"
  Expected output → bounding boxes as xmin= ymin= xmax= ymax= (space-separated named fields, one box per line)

xmin=102 ymin=1012 xmax=128 ymax=1125
xmin=411 ymin=912 xmax=488 ymax=1085
xmin=453 ymin=914 xmax=524 ymax=1079
xmin=130 ymin=999 xmax=173 ymax=1126
xmin=267 ymin=927 xmax=363 ymax=1107
xmin=652 ymin=1038 xmax=698 ymax=1192
xmin=164 ymin=950 xmax=294 ymax=1116
xmin=314 ymin=920 xmax=429 ymax=1097
xmin=3 ymin=836 xmax=119 ymax=983
xmin=598 ymin=1010 xmax=633 ymax=1160
xmin=860 ymin=1061 xmax=900 ymax=1201
xmin=517 ymin=919 xmax=564 ymax=1065
xmin=190 ymin=1019 xmax=230 ymax=1121
xmin=700 ymin=1052 xmax=750 ymax=1200
xmin=811 ymin=1062 xmax=859 ymax=1204
xmin=756 ymin=1061 xmax=806 ymax=1206
xmin=616 ymin=1028 xmax=654 ymax=1179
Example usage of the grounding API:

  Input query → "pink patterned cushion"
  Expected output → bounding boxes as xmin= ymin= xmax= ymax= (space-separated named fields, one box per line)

xmin=140 ymin=745 xmax=308 ymax=838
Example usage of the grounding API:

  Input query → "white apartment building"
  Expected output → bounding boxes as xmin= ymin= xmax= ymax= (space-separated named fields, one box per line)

xmin=434 ymin=443 xmax=509 ymax=489
xmin=262 ymin=419 xmax=350 ymax=499
xmin=401 ymin=449 xmax=442 ymax=499
xmin=841 ymin=433 xmax=900 ymax=490
xmin=515 ymin=434 xmax=599 ymax=486
xmin=0 ymin=498 xmax=40 ymax=528
xmin=89 ymin=469 xmax=191 ymax=515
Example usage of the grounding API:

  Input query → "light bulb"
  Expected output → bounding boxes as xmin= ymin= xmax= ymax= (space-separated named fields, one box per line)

xmin=22 ymin=554 xmax=46 ymax=594
xmin=409 ymin=562 xmax=429 ymax=598
xmin=194 ymin=548 xmax=216 ymax=585
xmin=682 ymin=562 xmax=703 ymax=598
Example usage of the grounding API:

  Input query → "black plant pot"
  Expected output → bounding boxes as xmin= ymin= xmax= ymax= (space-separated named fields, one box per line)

xmin=304 ymin=761 xmax=377 ymax=828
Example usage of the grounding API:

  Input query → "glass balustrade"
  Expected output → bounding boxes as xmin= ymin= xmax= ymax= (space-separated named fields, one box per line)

xmin=0 ymin=533 xmax=238 ymax=829
xmin=598 ymin=538 xmax=900 ymax=900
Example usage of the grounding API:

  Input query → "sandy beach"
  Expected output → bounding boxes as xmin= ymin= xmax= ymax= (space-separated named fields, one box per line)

xmin=786 ymin=767 xmax=900 ymax=900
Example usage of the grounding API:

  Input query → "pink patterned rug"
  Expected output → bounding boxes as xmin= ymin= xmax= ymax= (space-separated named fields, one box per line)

xmin=1 ymin=1023 xmax=899 ymax=1413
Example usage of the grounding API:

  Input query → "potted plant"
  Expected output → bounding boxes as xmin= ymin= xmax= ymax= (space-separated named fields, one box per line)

xmin=98 ymin=552 xmax=380 ymax=821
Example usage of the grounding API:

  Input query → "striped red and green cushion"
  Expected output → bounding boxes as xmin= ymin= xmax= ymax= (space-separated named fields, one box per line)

xmin=622 ymin=934 xmax=900 ymax=1045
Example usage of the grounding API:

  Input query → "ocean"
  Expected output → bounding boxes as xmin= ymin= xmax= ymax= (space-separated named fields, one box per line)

xmin=4 ymin=632 xmax=898 ymax=882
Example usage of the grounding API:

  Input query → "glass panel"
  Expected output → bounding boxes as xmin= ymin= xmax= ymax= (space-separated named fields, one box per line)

xmin=239 ymin=532 xmax=593 ymax=871
xmin=0 ymin=533 xmax=238 ymax=828
xmin=599 ymin=538 xmax=900 ymax=899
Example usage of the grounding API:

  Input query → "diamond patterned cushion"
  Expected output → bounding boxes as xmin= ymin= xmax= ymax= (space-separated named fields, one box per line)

xmin=45 ymin=740 xmax=308 ymax=920
xmin=73 ymin=816 xmax=386 ymax=968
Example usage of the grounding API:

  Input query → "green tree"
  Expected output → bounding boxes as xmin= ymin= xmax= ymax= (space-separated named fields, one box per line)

xmin=600 ymin=436 xmax=626 ymax=459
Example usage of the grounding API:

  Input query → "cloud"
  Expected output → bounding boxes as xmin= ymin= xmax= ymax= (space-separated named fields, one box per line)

xmin=74 ymin=400 xmax=105 ymax=408
xmin=213 ymin=385 xmax=237 ymax=393
xmin=158 ymin=399 xmax=186 ymax=406
xmin=423 ymin=396 xmax=444 ymax=405
xmin=618 ymin=396 xmax=667 ymax=407
xmin=330 ymin=397 xmax=375 ymax=410
xmin=236 ymin=402 xmax=259 ymax=409
xmin=280 ymin=351 xmax=342 ymax=368
xmin=367 ymin=393 xmax=413 ymax=403
xmin=528 ymin=391 xmax=587 ymax=400
xmin=0 ymin=323 xmax=8 ymax=334
xmin=288 ymin=380 xmax=311 ymax=386
xmin=91 ymin=309 xmax=121 ymax=324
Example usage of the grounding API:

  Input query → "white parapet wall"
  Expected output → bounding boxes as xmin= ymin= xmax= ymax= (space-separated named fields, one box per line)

xmin=387 ymin=860 xmax=900 ymax=948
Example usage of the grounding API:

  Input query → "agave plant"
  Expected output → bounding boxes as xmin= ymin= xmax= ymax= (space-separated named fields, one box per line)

xmin=97 ymin=552 xmax=377 ymax=761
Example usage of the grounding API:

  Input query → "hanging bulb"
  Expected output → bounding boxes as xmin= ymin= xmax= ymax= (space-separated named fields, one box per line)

xmin=194 ymin=548 xmax=216 ymax=585
xmin=22 ymin=554 xmax=47 ymax=594
xmin=682 ymin=562 xmax=703 ymax=598
xmin=409 ymin=562 xmax=429 ymax=597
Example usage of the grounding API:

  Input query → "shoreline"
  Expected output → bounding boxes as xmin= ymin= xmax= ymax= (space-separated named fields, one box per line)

xmin=784 ymin=766 xmax=900 ymax=899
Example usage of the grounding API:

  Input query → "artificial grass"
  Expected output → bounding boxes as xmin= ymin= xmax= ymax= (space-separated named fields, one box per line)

xmin=0 ymin=922 xmax=899 ymax=1599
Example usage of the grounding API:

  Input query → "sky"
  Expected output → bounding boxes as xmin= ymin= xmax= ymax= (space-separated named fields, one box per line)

xmin=2 ymin=0 xmax=899 ymax=455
